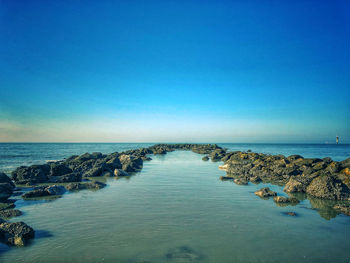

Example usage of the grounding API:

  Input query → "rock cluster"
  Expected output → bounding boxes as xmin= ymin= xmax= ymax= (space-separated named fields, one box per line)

xmin=220 ymin=151 xmax=350 ymax=201
xmin=0 ymin=221 xmax=35 ymax=246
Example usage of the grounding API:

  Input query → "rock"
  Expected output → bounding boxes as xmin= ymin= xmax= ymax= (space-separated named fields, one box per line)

xmin=0 ymin=221 xmax=35 ymax=246
xmin=0 ymin=201 xmax=16 ymax=211
xmin=249 ymin=176 xmax=261 ymax=183
xmin=202 ymin=156 xmax=209 ymax=161
xmin=49 ymin=173 xmax=82 ymax=183
xmin=119 ymin=155 xmax=143 ymax=172
xmin=273 ymin=196 xmax=299 ymax=204
xmin=255 ymin=187 xmax=277 ymax=198
xmin=333 ymin=204 xmax=350 ymax=216
xmin=284 ymin=177 xmax=307 ymax=193
xmin=283 ymin=212 xmax=297 ymax=216
xmin=141 ymin=156 xmax=152 ymax=161
xmin=306 ymin=175 xmax=350 ymax=200
xmin=105 ymin=155 xmax=122 ymax=170
xmin=219 ymin=176 xmax=233 ymax=180
xmin=114 ymin=169 xmax=129 ymax=177
xmin=287 ymin=155 xmax=304 ymax=161
xmin=0 ymin=173 xmax=15 ymax=187
xmin=0 ymin=209 xmax=22 ymax=219
xmin=233 ymin=178 xmax=248 ymax=185
xmin=22 ymin=185 xmax=66 ymax=198
xmin=65 ymin=181 xmax=106 ymax=191
xmin=165 ymin=245 xmax=202 ymax=261
xmin=210 ymin=149 xmax=226 ymax=161
xmin=12 ymin=164 xmax=50 ymax=185
xmin=0 ymin=183 xmax=14 ymax=201
xmin=49 ymin=162 xmax=72 ymax=176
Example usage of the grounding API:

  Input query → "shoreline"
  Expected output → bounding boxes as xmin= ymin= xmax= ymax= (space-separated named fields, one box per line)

xmin=0 ymin=143 xmax=350 ymax=248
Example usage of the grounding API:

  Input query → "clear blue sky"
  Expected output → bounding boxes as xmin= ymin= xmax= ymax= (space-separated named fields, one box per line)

xmin=0 ymin=0 xmax=349 ymax=143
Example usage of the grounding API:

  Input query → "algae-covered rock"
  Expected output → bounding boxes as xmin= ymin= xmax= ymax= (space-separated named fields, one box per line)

xmin=254 ymin=187 xmax=277 ymax=198
xmin=22 ymin=185 xmax=66 ymax=198
xmin=12 ymin=164 xmax=50 ymax=185
xmin=0 ymin=209 xmax=22 ymax=219
xmin=333 ymin=204 xmax=350 ymax=216
xmin=114 ymin=169 xmax=129 ymax=177
xmin=0 ymin=221 xmax=35 ymax=246
xmin=65 ymin=181 xmax=106 ymax=191
xmin=273 ymin=196 xmax=299 ymax=204
xmin=306 ymin=175 xmax=350 ymax=200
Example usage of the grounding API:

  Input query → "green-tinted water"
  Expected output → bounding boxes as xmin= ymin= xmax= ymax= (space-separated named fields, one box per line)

xmin=1 ymin=151 xmax=350 ymax=262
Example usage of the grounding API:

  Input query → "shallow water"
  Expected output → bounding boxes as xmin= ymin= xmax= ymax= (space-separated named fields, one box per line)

xmin=0 ymin=144 xmax=350 ymax=262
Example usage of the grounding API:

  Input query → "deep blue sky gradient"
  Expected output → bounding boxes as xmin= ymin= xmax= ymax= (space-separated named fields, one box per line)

xmin=1 ymin=0 xmax=349 ymax=142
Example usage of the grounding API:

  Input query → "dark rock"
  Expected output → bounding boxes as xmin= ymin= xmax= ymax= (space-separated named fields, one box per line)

xmin=119 ymin=155 xmax=143 ymax=172
xmin=210 ymin=149 xmax=226 ymax=161
xmin=65 ymin=181 xmax=106 ymax=191
xmin=284 ymin=177 xmax=307 ymax=193
xmin=0 ymin=209 xmax=22 ymax=219
xmin=0 ymin=183 xmax=14 ymax=201
xmin=287 ymin=155 xmax=304 ymax=161
xmin=333 ymin=204 xmax=350 ymax=216
xmin=0 ymin=173 xmax=15 ymax=187
xmin=273 ymin=196 xmax=300 ymax=204
xmin=49 ymin=172 xmax=82 ymax=183
xmin=12 ymin=164 xmax=50 ymax=185
xmin=114 ymin=169 xmax=129 ymax=177
xmin=22 ymin=185 xmax=66 ymax=198
xmin=165 ymin=245 xmax=202 ymax=261
xmin=0 ymin=221 xmax=35 ymax=246
xmin=233 ymin=178 xmax=248 ymax=185
xmin=255 ymin=187 xmax=277 ymax=198
xmin=49 ymin=162 xmax=72 ymax=176
xmin=202 ymin=156 xmax=209 ymax=161
xmin=220 ymin=176 xmax=233 ymax=180
xmin=0 ymin=202 xmax=16 ymax=211
xmin=306 ymin=175 xmax=350 ymax=200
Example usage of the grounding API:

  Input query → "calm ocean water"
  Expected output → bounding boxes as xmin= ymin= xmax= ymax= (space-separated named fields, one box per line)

xmin=0 ymin=143 xmax=349 ymax=174
xmin=0 ymin=143 xmax=349 ymax=262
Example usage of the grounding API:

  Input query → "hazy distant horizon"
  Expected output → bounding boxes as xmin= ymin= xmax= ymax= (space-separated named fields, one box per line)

xmin=1 ymin=0 xmax=349 ymax=143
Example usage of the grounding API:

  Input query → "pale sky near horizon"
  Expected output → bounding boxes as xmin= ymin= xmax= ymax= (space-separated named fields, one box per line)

xmin=1 ymin=0 xmax=350 ymax=143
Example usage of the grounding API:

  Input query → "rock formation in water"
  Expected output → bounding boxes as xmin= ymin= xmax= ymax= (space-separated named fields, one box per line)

xmin=0 ymin=143 xmax=349 ymax=248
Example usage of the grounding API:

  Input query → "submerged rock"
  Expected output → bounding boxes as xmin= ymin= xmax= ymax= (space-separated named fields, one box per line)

xmin=65 ymin=181 xmax=106 ymax=191
xmin=273 ymin=196 xmax=299 ymax=204
xmin=333 ymin=204 xmax=350 ymax=216
xmin=165 ymin=245 xmax=203 ymax=261
xmin=283 ymin=212 xmax=297 ymax=217
xmin=0 ymin=221 xmax=35 ymax=246
xmin=254 ymin=187 xmax=277 ymax=198
xmin=202 ymin=156 xmax=209 ymax=161
xmin=22 ymin=185 xmax=66 ymax=198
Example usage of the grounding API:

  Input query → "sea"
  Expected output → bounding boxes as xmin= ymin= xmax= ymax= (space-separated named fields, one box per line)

xmin=0 ymin=143 xmax=349 ymax=263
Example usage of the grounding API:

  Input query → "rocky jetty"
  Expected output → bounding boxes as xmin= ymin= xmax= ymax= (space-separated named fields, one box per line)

xmin=219 ymin=151 xmax=350 ymax=201
xmin=0 ymin=143 xmax=349 ymax=248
